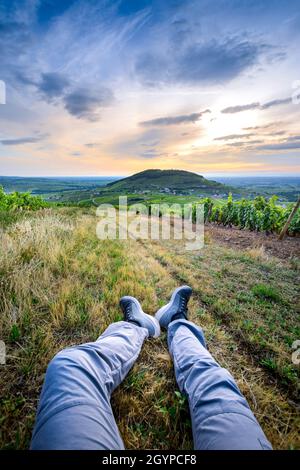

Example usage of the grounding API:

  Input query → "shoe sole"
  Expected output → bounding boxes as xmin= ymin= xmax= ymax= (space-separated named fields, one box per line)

xmin=120 ymin=296 xmax=161 ymax=338
xmin=155 ymin=286 xmax=192 ymax=326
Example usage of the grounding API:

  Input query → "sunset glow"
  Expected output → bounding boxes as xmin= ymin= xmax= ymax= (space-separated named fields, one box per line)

xmin=0 ymin=0 xmax=300 ymax=176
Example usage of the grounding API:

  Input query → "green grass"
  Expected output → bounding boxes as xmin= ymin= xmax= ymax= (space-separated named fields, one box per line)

xmin=0 ymin=210 xmax=26 ymax=228
xmin=77 ymin=192 xmax=218 ymax=207
xmin=0 ymin=207 xmax=299 ymax=449
xmin=251 ymin=284 xmax=282 ymax=302
xmin=150 ymin=240 xmax=300 ymax=395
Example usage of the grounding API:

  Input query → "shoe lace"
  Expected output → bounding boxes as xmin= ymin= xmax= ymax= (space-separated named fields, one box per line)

xmin=178 ymin=296 xmax=188 ymax=316
xmin=125 ymin=304 xmax=134 ymax=320
xmin=124 ymin=303 xmax=141 ymax=327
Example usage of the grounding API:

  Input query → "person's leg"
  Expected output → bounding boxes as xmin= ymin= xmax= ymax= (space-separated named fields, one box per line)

xmin=31 ymin=298 xmax=160 ymax=450
xmin=168 ymin=319 xmax=272 ymax=450
xmin=156 ymin=286 xmax=272 ymax=450
xmin=30 ymin=322 xmax=147 ymax=449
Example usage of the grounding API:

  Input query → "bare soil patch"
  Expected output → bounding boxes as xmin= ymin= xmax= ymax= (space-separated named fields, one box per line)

xmin=206 ymin=223 xmax=300 ymax=260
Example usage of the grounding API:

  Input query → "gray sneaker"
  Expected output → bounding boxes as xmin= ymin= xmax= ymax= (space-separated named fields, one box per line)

xmin=155 ymin=286 xmax=192 ymax=329
xmin=120 ymin=296 xmax=160 ymax=338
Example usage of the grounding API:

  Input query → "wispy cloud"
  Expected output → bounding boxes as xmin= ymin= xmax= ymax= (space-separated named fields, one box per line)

xmin=139 ymin=110 xmax=210 ymax=127
xmin=258 ymin=142 xmax=300 ymax=150
xmin=0 ymin=135 xmax=47 ymax=146
xmin=270 ymin=130 xmax=287 ymax=136
xmin=222 ymin=97 xmax=292 ymax=114
xmin=243 ymin=122 xmax=284 ymax=131
xmin=222 ymin=103 xmax=260 ymax=114
xmin=261 ymin=97 xmax=291 ymax=109
xmin=84 ymin=142 xmax=101 ymax=148
xmin=227 ymin=140 xmax=264 ymax=147
xmin=286 ymin=135 xmax=300 ymax=141
xmin=70 ymin=151 xmax=82 ymax=157
xmin=140 ymin=141 xmax=160 ymax=148
xmin=214 ymin=133 xmax=255 ymax=141
xmin=139 ymin=149 xmax=167 ymax=159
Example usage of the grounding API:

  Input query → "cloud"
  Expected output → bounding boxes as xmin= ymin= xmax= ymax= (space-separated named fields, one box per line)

xmin=108 ymin=127 xmax=166 ymax=159
xmin=139 ymin=149 xmax=167 ymax=159
xmin=139 ymin=110 xmax=210 ymax=127
xmin=0 ymin=0 xmax=299 ymax=174
xmin=270 ymin=131 xmax=287 ymax=136
xmin=36 ymin=74 xmax=114 ymax=121
xmin=222 ymin=97 xmax=292 ymax=114
xmin=250 ymin=135 xmax=300 ymax=151
xmin=226 ymin=139 xmax=264 ymax=147
xmin=84 ymin=142 xmax=101 ymax=148
xmin=243 ymin=121 xmax=284 ymax=131
xmin=176 ymin=39 xmax=263 ymax=84
xmin=0 ymin=20 xmax=32 ymax=61
xmin=63 ymin=87 xmax=114 ymax=121
xmin=0 ymin=1 xmax=135 ymax=122
xmin=227 ymin=142 xmax=250 ymax=147
xmin=0 ymin=135 xmax=47 ymax=146
xmin=261 ymin=97 xmax=291 ymax=109
xmin=214 ymin=133 xmax=255 ymax=141
xmin=135 ymin=35 xmax=268 ymax=86
xmin=286 ymin=135 xmax=300 ymax=141
xmin=222 ymin=102 xmax=260 ymax=114
xmin=258 ymin=142 xmax=300 ymax=151
xmin=140 ymin=141 xmax=160 ymax=147
xmin=38 ymin=72 xmax=70 ymax=101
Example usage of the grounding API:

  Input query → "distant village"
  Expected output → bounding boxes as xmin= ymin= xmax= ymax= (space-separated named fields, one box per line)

xmin=133 ymin=187 xmax=234 ymax=199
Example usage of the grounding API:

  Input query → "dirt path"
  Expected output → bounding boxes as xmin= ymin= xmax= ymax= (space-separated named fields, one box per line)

xmin=206 ymin=223 xmax=300 ymax=260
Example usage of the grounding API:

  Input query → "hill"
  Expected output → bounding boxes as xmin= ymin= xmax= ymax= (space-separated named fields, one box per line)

xmin=106 ymin=169 xmax=226 ymax=194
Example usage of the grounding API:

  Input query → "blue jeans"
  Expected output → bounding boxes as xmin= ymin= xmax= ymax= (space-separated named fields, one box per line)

xmin=31 ymin=320 xmax=272 ymax=450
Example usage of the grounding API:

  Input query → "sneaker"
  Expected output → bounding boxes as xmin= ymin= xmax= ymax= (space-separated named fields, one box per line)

xmin=120 ymin=296 xmax=160 ymax=338
xmin=155 ymin=286 xmax=192 ymax=329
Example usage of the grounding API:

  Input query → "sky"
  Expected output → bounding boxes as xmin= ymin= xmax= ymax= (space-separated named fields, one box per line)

xmin=0 ymin=0 xmax=300 ymax=177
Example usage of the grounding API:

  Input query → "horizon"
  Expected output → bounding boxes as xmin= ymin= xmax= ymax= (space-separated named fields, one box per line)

xmin=1 ymin=1 xmax=300 ymax=175
xmin=1 ymin=171 xmax=300 ymax=179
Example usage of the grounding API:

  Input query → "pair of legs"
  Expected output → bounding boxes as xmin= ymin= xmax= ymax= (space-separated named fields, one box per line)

xmin=31 ymin=287 xmax=272 ymax=450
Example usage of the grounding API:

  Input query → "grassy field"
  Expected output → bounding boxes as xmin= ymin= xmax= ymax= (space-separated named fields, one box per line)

xmin=0 ymin=176 xmax=117 ymax=195
xmin=2 ymin=175 xmax=299 ymax=203
xmin=0 ymin=207 xmax=299 ymax=449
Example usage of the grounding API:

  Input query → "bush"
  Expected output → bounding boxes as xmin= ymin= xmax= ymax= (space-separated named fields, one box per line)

xmin=195 ymin=194 xmax=299 ymax=235
xmin=0 ymin=186 xmax=47 ymax=211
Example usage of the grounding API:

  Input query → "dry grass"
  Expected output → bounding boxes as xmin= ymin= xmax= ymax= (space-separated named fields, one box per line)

xmin=246 ymin=245 xmax=270 ymax=261
xmin=0 ymin=208 xmax=299 ymax=449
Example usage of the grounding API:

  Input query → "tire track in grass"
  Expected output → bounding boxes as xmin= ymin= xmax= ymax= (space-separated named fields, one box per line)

xmin=139 ymin=238 xmax=299 ymax=398
xmin=134 ymin=238 xmax=300 ymax=449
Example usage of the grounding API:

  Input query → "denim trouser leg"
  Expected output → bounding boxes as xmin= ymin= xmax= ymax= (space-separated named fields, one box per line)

xmin=168 ymin=319 xmax=272 ymax=450
xmin=30 ymin=321 xmax=148 ymax=450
